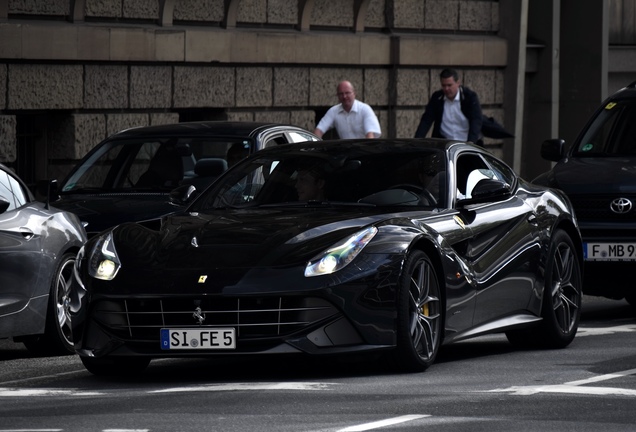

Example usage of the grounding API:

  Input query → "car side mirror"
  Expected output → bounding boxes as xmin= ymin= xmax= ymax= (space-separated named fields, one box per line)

xmin=36 ymin=179 xmax=59 ymax=209
xmin=0 ymin=196 xmax=9 ymax=214
xmin=541 ymin=139 xmax=566 ymax=162
xmin=459 ymin=179 xmax=510 ymax=205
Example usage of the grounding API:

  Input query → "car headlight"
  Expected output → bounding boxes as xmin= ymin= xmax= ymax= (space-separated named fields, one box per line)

xmin=88 ymin=231 xmax=121 ymax=280
xmin=304 ymin=226 xmax=378 ymax=277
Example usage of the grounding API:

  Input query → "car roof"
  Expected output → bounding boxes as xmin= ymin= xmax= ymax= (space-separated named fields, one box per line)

xmin=608 ymin=80 xmax=636 ymax=101
xmin=107 ymin=121 xmax=308 ymax=140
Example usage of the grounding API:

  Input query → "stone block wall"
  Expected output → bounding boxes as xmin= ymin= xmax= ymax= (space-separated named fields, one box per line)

xmin=0 ymin=116 xmax=17 ymax=163
xmin=7 ymin=65 xmax=83 ymax=110
xmin=0 ymin=0 xmax=507 ymax=183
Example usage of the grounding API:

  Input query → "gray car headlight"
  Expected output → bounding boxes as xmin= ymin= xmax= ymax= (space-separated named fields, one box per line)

xmin=304 ymin=226 xmax=378 ymax=277
xmin=88 ymin=231 xmax=121 ymax=281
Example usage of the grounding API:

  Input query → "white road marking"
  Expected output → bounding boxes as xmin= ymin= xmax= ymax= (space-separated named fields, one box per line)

xmin=0 ymin=430 xmax=63 ymax=432
xmin=103 ymin=430 xmax=149 ymax=432
xmin=150 ymin=382 xmax=334 ymax=393
xmin=338 ymin=415 xmax=431 ymax=431
xmin=576 ymin=324 xmax=636 ymax=337
xmin=0 ymin=388 xmax=102 ymax=397
xmin=565 ymin=368 xmax=636 ymax=386
xmin=0 ymin=429 xmax=149 ymax=432
xmin=487 ymin=368 xmax=636 ymax=397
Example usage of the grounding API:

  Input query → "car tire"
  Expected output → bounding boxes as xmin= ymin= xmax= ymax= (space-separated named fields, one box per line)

xmin=506 ymin=230 xmax=582 ymax=349
xmin=80 ymin=356 xmax=151 ymax=376
xmin=391 ymin=250 xmax=442 ymax=372
xmin=22 ymin=253 xmax=76 ymax=356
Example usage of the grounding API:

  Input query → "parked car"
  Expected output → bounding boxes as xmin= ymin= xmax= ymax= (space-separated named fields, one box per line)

xmin=69 ymin=138 xmax=583 ymax=376
xmin=53 ymin=121 xmax=320 ymax=237
xmin=534 ymin=80 xmax=636 ymax=306
xmin=0 ymin=164 xmax=86 ymax=355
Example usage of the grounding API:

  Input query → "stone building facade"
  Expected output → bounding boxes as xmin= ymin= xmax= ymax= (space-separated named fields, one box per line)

xmin=0 ymin=0 xmax=507 ymax=185
xmin=0 ymin=0 xmax=633 ymax=186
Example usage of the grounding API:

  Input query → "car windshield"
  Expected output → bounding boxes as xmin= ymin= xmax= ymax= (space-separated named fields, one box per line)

xmin=573 ymin=100 xmax=636 ymax=156
xmin=61 ymin=136 xmax=253 ymax=193
xmin=192 ymin=147 xmax=448 ymax=211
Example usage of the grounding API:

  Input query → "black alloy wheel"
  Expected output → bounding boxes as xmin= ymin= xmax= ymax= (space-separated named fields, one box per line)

xmin=506 ymin=229 xmax=582 ymax=349
xmin=392 ymin=250 xmax=442 ymax=372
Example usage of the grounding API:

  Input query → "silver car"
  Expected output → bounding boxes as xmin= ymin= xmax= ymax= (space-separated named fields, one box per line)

xmin=0 ymin=163 xmax=86 ymax=355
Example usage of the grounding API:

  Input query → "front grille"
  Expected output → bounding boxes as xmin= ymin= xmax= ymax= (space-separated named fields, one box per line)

xmin=569 ymin=195 xmax=636 ymax=221
xmin=92 ymin=296 xmax=339 ymax=342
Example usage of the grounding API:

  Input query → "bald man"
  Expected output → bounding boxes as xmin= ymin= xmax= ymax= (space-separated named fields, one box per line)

xmin=314 ymin=81 xmax=381 ymax=139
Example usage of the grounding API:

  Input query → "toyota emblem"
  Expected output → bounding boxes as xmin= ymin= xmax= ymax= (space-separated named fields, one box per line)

xmin=610 ymin=197 xmax=633 ymax=214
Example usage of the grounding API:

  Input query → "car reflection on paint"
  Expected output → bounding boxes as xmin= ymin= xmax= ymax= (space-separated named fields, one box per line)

xmin=69 ymin=138 xmax=583 ymax=376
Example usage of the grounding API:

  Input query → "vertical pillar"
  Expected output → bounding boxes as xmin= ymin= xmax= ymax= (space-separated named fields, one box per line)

xmin=499 ymin=0 xmax=528 ymax=174
xmin=522 ymin=0 xmax=560 ymax=180
xmin=387 ymin=36 xmax=399 ymax=139
xmin=560 ymin=0 xmax=609 ymax=145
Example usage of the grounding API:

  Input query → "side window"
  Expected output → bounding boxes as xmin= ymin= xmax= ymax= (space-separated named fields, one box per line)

xmin=484 ymin=155 xmax=515 ymax=186
xmin=0 ymin=169 xmax=28 ymax=211
xmin=455 ymin=154 xmax=490 ymax=199
xmin=263 ymin=134 xmax=287 ymax=148
xmin=288 ymin=131 xmax=319 ymax=142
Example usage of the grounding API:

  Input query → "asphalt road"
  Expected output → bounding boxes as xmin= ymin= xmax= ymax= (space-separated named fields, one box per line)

xmin=1 ymin=295 xmax=635 ymax=432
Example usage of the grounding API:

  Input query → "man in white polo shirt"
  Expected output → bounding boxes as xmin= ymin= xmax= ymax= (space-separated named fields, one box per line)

xmin=414 ymin=68 xmax=483 ymax=146
xmin=314 ymin=80 xmax=381 ymax=139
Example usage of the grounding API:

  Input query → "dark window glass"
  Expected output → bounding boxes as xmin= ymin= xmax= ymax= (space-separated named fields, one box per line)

xmin=575 ymin=101 xmax=636 ymax=156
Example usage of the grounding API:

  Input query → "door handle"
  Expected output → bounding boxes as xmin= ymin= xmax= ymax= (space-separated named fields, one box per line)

xmin=20 ymin=227 xmax=35 ymax=241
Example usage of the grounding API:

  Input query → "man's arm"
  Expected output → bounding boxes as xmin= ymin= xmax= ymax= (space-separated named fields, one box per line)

xmin=414 ymin=93 xmax=441 ymax=138
xmin=314 ymin=106 xmax=335 ymax=138
xmin=361 ymin=104 xmax=381 ymax=138
xmin=414 ymin=107 xmax=435 ymax=138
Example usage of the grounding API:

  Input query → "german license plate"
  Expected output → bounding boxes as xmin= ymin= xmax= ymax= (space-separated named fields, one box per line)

xmin=160 ymin=328 xmax=236 ymax=350
xmin=584 ymin=243 xmax=636 ymax=261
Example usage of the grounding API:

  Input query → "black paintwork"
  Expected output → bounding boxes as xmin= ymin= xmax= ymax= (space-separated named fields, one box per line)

xmin=534 ymin=81 xmax=636 ymax=299
xmin=70 ymin=139 xmax=581 ymax=363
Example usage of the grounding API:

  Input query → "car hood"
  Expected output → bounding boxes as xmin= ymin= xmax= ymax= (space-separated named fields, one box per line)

xmin=551 ymin=156 xmax=636 ymax=195
xmin=110 ymin=206 xmax=426 ymax=272
xmin=54 ymin=193 xmax=180 ymax=235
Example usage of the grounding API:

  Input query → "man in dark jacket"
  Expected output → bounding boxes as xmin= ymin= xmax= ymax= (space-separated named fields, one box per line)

xmin=414 ymin=68 xmax=483 ymax=145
